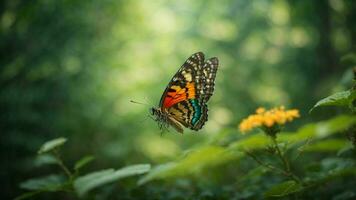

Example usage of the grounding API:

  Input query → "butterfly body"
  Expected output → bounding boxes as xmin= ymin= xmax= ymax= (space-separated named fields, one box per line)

xmin=151 ymin=52 xmax=218 ymax=133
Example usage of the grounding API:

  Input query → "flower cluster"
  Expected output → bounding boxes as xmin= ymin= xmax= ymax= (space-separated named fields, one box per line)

xmin=239 ymin=106 xmax=300 ymax=133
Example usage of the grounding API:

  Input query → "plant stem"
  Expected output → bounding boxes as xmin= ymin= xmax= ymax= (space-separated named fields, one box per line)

xmin=271 ymin=137 xmax=290 ymax=172
xmin=53 ymin=149 xmax=72 ymax=178
xmin=244 ymin=150 xmax=289 ymax=176
xmin=294 ymin=138 xmax=312 ymax=161
xmin=270 ymin=137 xmax=302 ymax=184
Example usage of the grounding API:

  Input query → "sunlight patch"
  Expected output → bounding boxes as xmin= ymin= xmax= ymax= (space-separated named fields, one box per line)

xmin=211 ymin=107 xmax=233 ymax=126
xmin=290 ymin=27 xmax=310 ymax=48
xmin=268 ymin=0 xmax=290 ymax=25
xmin=200 ymin=19 xmax=237 ymax=41
xmin=264 ymin=48 xmax=281 ymax=64
xmin=251 ymin=85 xmax=290 ymax=105
xmin=136 ymin=135 xmax=180 ymax=160
xmin=241 ymin=34 xmax=265 ymax=60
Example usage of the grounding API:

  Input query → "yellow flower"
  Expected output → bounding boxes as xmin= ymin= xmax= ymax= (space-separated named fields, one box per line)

xmin=256 ymin=107 xmax=266 ymax=114
xmin=238 ymin=106 xmax=300 ymax=133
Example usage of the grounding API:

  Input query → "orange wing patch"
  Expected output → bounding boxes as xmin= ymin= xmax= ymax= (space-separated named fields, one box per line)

xmin=186 ymin=82 xmax=195 ymax=99
xmin=163 ymin=82 xmax=196 ymax=108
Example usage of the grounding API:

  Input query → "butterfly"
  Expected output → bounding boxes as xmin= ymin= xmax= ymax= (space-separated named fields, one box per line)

xmin=150 ymin=52 xmax=219 ymax=133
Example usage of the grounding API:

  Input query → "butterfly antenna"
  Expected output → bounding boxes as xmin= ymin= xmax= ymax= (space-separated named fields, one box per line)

xmin=130 ymin=100 xmax=150 ymax=106
xmin=143 ymin=96 xmax=154 ymax=107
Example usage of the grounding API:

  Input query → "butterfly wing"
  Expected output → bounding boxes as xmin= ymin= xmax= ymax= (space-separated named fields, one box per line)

xmin=159 ymin=52 xmax=205 ymax=108
xmin=159 ymin=52 xmax=218 ymax=131
xmin=190 ymin=57 xmax=218 ymax=130
xmin=200 ymin=57 xmax=219 ymax=102
xmin=167 ymin=99 xmax=208 ymax=131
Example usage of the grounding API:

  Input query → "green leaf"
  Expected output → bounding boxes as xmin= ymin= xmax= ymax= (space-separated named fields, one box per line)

xmin=34 ymin=154 xmax=58 ymax=167
xmin=229 ymin=134 xmax=270 ymax=151
xmin=264 ymin=180 xmax=303 ymax=197
xmin=304 ymin=158 xmax=355 ymax=187
xmin=74 ymin=164 xmax=150 ymax=197
xmin=138 ymin=146 xmax=240 ymax=185
xmin=74 ymin=155 xmax=95 ymax=171
xmin=137 ymin=163 xmax=177 ymax=185
xmin=279 ymin=115 xmax=356 ymax=142
xmin=341 ymin=53 xmax=356 ymax=65
xmin=337 ymin=144 xmax=355 ymax=156
xmin=325 ymin=167 xmax=356 ymax=179
xmin=310 ymin=90 xmax=351 ymax=112
xmin=320 ymin=158 xmax=354 ymax=171
xmin=236 ymin=166 xmax=267 ymax=184
xmin=38 ymin=137 xmax=67 ymax=154
xmin=19 ymin=174 xmax=66 ymax=191
xmin=304 ymin=139 xmax=348 ymax=152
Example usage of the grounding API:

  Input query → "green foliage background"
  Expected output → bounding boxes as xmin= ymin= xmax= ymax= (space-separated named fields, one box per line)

xmin=1 ymin=0 xmax=356 ymax=199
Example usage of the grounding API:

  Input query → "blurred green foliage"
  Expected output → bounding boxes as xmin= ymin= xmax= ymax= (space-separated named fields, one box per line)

xmin=1 ymin=0 xmax=356 ymax=199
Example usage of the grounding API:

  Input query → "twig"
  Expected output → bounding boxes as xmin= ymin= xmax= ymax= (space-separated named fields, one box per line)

xmin=53 ymin=149 xmax=72 ymax=178
xmin=271 ymin=137 xmax=291 ymax=172
xmin=244 ymin=150 xmax=290 ymax=176
xmin=294 ymin=138 xmax=312 ymax=161
xmin=270 ymin=137 xmax=302 ymax=184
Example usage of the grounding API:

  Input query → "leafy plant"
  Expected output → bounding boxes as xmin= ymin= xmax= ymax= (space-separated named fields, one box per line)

xmin=16 ymin=138 xmax=150 ymax=199
xmin=310 ymin=67 xmax=356 ymax=114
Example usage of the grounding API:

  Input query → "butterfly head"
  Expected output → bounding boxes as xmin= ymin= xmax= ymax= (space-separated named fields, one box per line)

xmin=149 ymin=107 xmax=157 ymax=115
xmin=150 ymin=107 xmax=163 ymax=120
xmin=150 ymin=107 xmax=184 ymax=133
xmin=149 ymin=107 xmax=170 ymax=130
